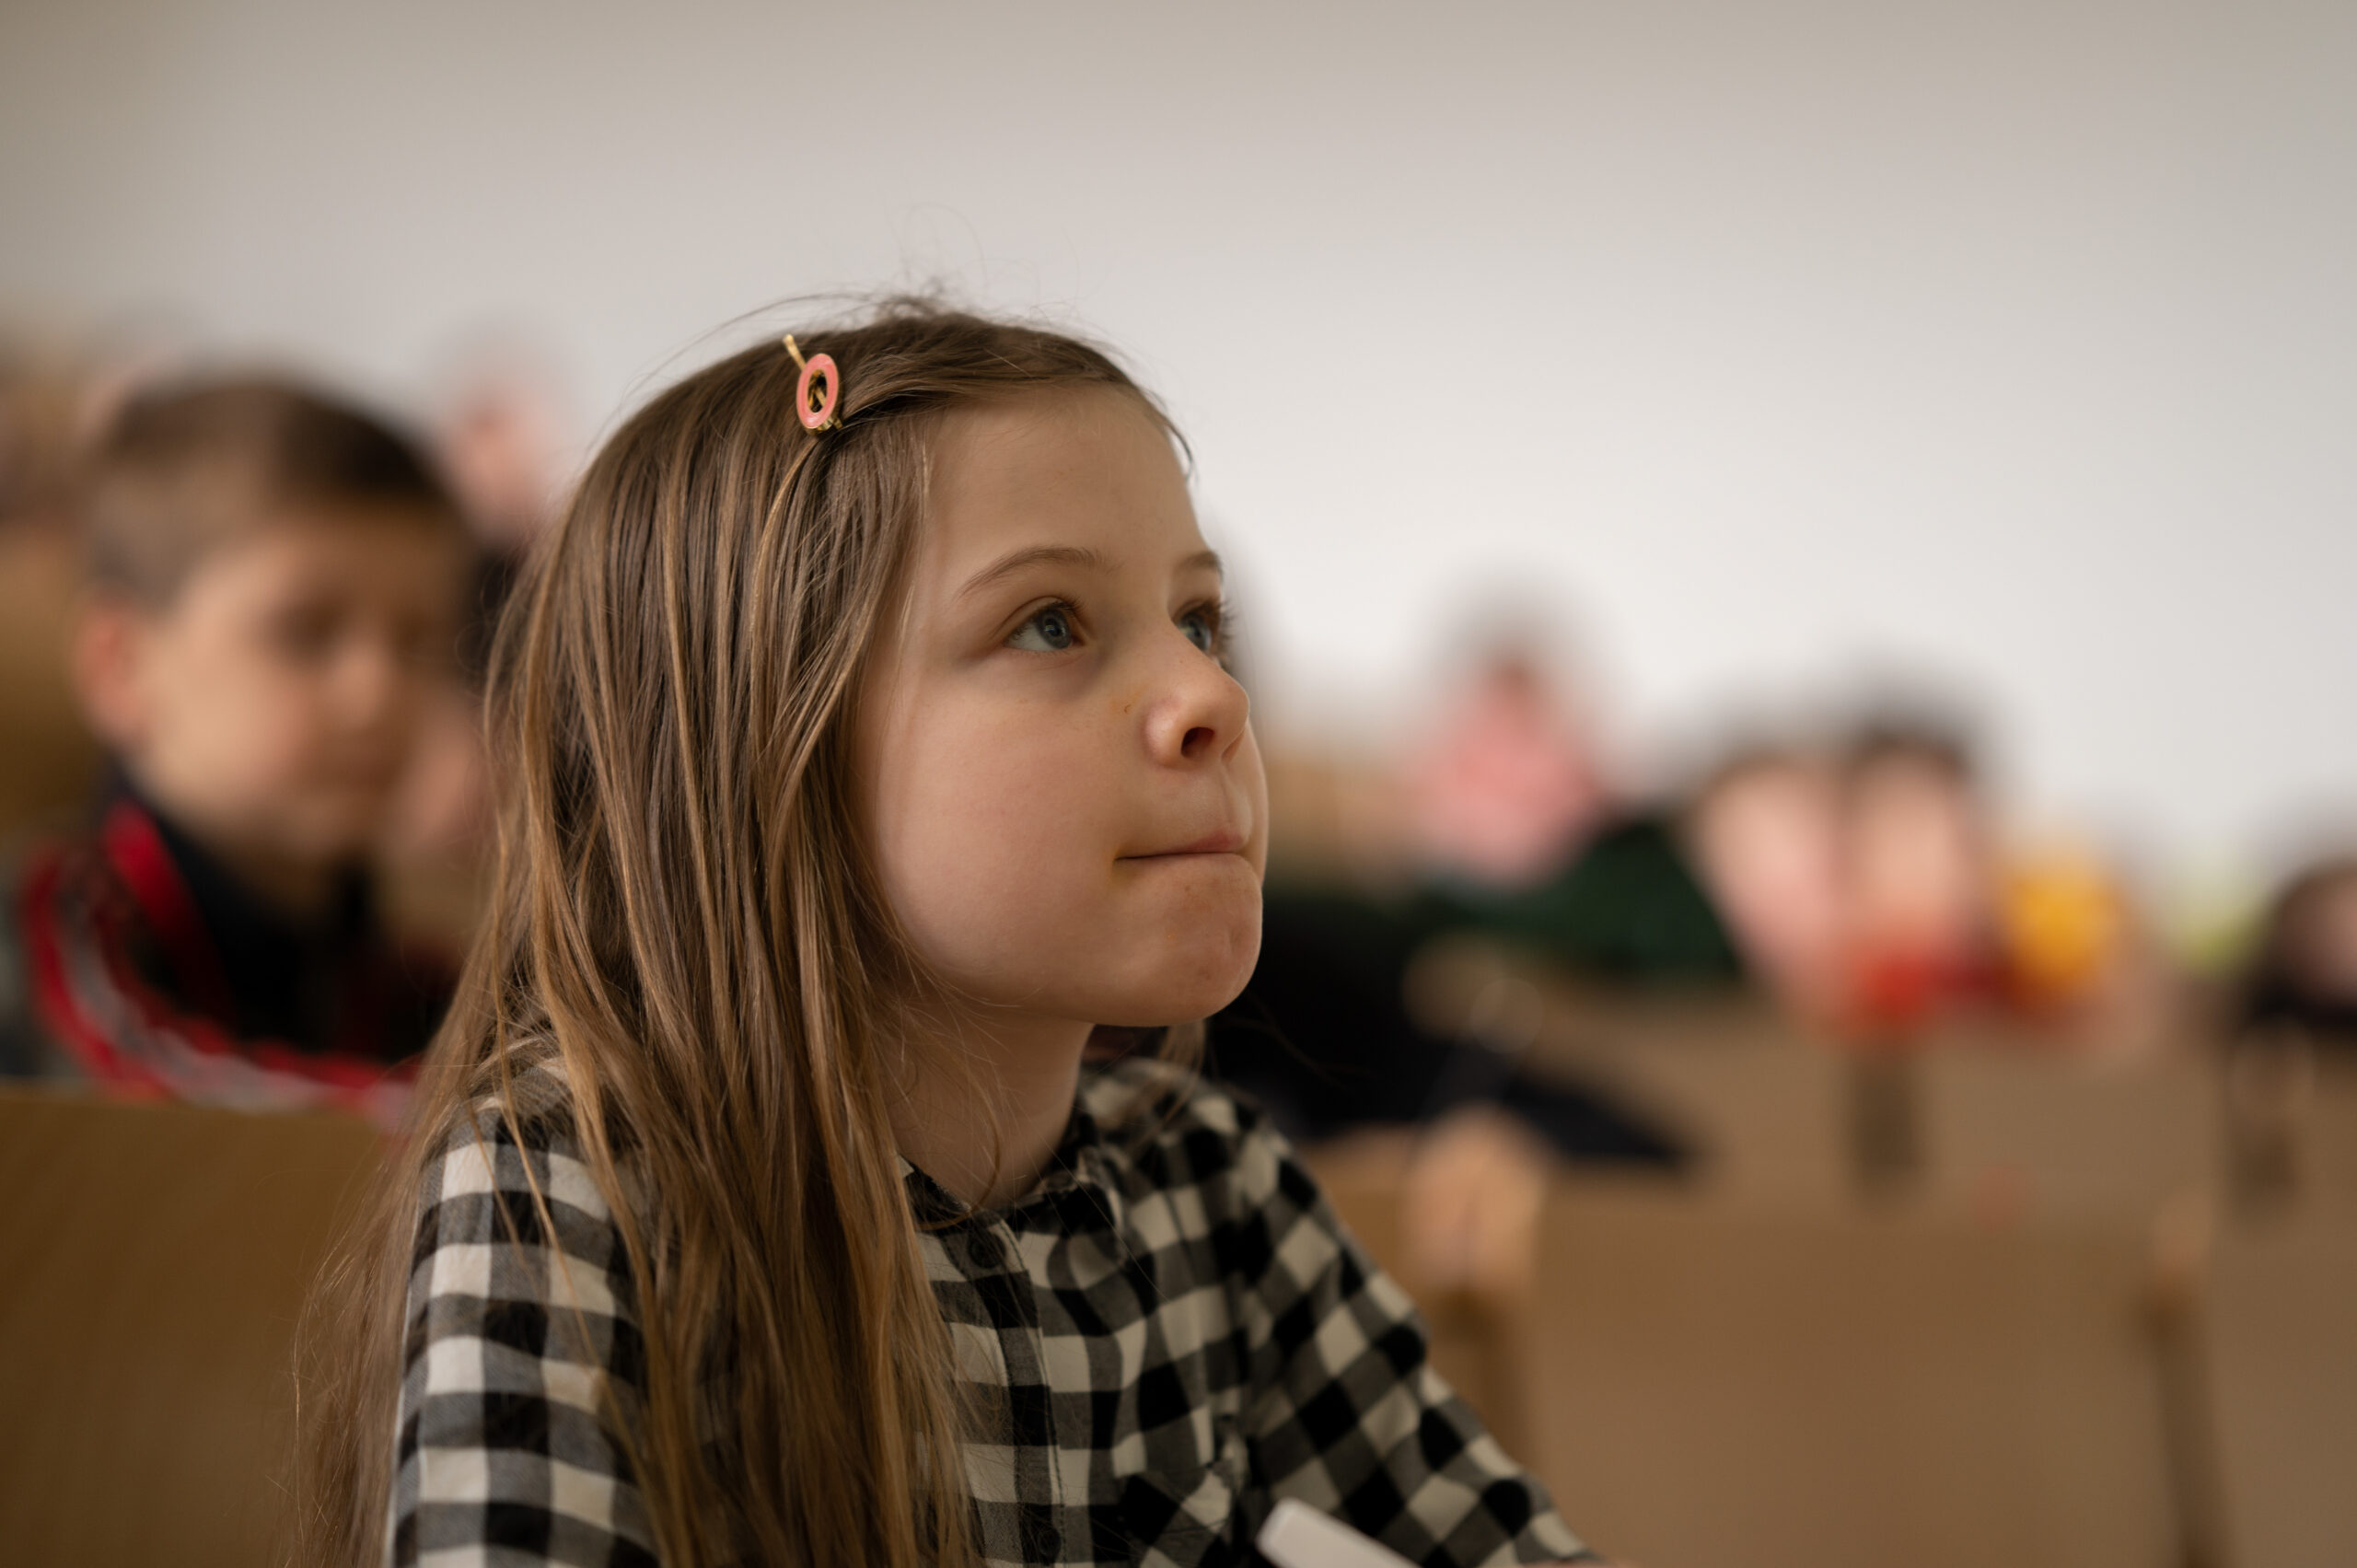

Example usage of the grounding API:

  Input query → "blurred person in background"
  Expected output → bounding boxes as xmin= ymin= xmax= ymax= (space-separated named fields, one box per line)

xmin=2217 ymin=850 xmax=2357 ymax=1205
xmin=0 ymin=340 xmax=106 ymax=840
xmin=0 ymin=378 xmax=472 ymax=1124
xmin=433 ymin=344 xmax=573 ymax=681
xmin=1214 ymin=625 xmax=1691 ymax=1298
xmin=372 ymin=352 xmax=575 ymax=947
xmin=1405 ymin=635 xmax=1608 ymax=890
xmin=1834 ymin=714 xmax=2165 ymax=1046
xmin=1225 ymin=648 xmax=2175 ymax=1283
xmin=1835 ymin=718 xmax=2003 ymax=1034
xmin=2240 ymin=852 xmax=2357 ymax=1046
xmin=1686 ymin=711 xmax=2154 ymax=1046
xmin=1410 ymin=628 xmax=1741 ymax=989
xmin=1683 ymin=739 xmax=1849 ymax=1018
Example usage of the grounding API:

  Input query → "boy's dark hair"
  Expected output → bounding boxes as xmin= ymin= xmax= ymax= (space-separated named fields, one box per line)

xmin=1843 ymin=712 xmax=1980 ymax=789
xmin=81 ymin=377 xmax=462 ymax=603
xmin=1689 ymin=738 xmax=1820 ymax=809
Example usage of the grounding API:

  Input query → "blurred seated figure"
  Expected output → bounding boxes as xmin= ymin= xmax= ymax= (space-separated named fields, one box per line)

xmin=1213 ymin=891 xmax=1689 ymax=1156
xmin=1689 ymin=715 xmax=2149 ymax=1039
xmin=1681 ymin=741 xmax=1847 ymax=1010
xmin=1438 ymin=810 xmax=1744 ymax=988
xmin=1224 ymin=680 xmax=2164 ymax=1289
xmin=1404 ymin=637 xmax=1608 ymax=890
xmin=1209 ymin=887 xmax=1688 ymax=1297
xmin=0 ymin=378 xmax=472 ymax=1125
xmin=2241 ymin=852 xmax=2357 ymax=1045
xmin=1404 ymin=631 xmax=1741 ymax=986
xmin=1832 ymin=715 xmax=2161 ymax=1045
xmin=369 ymin=350 xmax=574 ymax=947
xmin=433 ymin=343 xmax=572 ymax=686
xmin=1220 ymin=638 xmax=1719 ymax=1296
xmin=2215 ymin=852 xmax=2357 ymax=1207
xmin=0 ymin=341 xmax=105 ymax=841
xmin=1834 ymin=718 xmax=2003 ymax=1034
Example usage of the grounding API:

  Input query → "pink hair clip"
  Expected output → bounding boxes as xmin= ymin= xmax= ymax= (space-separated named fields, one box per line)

xmin=782 ymin=335 xmax=842 ymax=433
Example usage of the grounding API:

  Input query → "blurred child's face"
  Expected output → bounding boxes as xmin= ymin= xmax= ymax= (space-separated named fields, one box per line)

xmin=857 ymin=389 xmax=1267 ymax=1036
xmin=1692 ymin=761 xmax=1845 ymax=1002
xmin=1848 ymin=758 xmax=1988 ymax=956
xmin=79 ymin=509 xmax=466 ymax=903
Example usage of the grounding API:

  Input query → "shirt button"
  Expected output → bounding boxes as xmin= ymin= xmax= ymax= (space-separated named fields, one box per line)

xmin=965 ymin=1228 xmax=1004 ymax=1269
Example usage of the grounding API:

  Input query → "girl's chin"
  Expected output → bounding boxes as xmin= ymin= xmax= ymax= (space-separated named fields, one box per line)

xmin=1132 ymin=940 xmax=1263 ymax=1024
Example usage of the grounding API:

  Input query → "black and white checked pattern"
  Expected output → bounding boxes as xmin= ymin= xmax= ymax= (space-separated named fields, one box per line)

xmin=391 ymin=1078 xmax=656 ymax=1566
xmin=391 ymin=1059 xmax=1595 ymax=1567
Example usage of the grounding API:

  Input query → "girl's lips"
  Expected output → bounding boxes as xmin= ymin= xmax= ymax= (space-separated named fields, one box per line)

xmin=1124 ymin=828 xmax=1248 ymax=858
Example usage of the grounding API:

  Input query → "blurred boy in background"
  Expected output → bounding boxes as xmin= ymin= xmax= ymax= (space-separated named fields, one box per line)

xmin=0 ymin=378 xmax=471 ymax=1125
xmin=1684 ymin=740 xmax=1848 ymax=1016
xmin=1832 ymin=722 xmax=2002 ymax=1030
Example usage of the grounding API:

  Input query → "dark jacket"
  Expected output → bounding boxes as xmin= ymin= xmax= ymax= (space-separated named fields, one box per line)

xmin=0 ymin=787 xmax=447 ymax=1125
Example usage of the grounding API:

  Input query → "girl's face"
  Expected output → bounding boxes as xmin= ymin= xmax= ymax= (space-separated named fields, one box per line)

xmin=856 ymin=388 xmax=1268 ymax=1035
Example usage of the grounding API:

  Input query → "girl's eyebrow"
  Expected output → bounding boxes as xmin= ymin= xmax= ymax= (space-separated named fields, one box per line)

xmin=955 ymin=546 xmax=1223 ymax=601
xmin=958 ymin=544 xmax=1105 ymax=601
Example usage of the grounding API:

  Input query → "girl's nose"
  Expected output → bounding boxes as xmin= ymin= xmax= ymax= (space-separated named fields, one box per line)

xmin=1144 ymin=633 xmax=1249 ymax=768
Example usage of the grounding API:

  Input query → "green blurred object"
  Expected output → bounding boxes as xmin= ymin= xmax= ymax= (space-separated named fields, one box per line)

xmin=1437 ymin=817 xmax=1744 ymax=985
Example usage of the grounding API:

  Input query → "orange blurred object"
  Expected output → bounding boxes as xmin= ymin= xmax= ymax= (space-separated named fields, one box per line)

xmin=2000 ymin=846 xmax=2129 ymax=1014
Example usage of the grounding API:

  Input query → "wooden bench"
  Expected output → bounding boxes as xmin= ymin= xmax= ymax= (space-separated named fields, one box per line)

xmin=0 ymin=1088 xmax=384 ymax=1568
xmin=2196 ymin=1218 xmax=2357 ymax=1568
xmin=1512 ymin=1185 xmax=2180 ymax=1568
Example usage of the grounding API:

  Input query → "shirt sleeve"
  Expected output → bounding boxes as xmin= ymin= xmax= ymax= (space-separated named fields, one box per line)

xmin=1228 ymin=1109 xmax=1598 ymax=1568
xmin=390 ymin=1104 xmax=660 ymax=1568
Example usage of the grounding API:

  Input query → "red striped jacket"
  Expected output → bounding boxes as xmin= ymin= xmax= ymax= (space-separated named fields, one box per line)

xmin=0 ymin=795 xmax=446 ymax=1128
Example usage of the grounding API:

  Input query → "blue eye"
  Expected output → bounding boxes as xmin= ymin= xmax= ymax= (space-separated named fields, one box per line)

xmin=1009 ymin=603 xmax=1077 ymax=652
xmin=1178 ymin=606 xmax=1220 ymax=655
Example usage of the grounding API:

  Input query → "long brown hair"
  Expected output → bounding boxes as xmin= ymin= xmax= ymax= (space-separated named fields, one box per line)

xmin=298 ymin=303 xmax=1171 ymax=1568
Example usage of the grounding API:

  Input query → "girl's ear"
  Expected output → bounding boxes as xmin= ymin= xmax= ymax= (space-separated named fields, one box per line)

xmin=69 ymin=593 xmax=155 ymax=753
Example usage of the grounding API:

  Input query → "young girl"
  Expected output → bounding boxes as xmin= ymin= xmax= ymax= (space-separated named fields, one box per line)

xmin=302 ymin=304 xmax=1596 ymax=1568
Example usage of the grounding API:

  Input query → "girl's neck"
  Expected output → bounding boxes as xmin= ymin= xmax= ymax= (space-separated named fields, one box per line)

xmin=888 ymin=1009 xmax=1093 ymax=1211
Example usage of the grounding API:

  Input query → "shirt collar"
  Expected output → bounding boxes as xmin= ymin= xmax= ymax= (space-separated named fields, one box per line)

xmin=98 ymin=776 xmax=378 ymax=1048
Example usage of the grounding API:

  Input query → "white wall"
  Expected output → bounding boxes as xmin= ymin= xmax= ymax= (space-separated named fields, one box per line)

xmin=4 ymin=0 xmax=2351 ymax=863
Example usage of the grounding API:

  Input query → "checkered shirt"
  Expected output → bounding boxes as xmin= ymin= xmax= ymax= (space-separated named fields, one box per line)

xmin=391 ymin=1058 xmax=1595 ymax=1567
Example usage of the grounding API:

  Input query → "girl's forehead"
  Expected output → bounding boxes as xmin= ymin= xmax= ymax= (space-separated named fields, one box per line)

xmin=929 ymin=385 xmax=1176 ymax=485
xmin=916 ymin=389 xmax=1201 ymax=575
